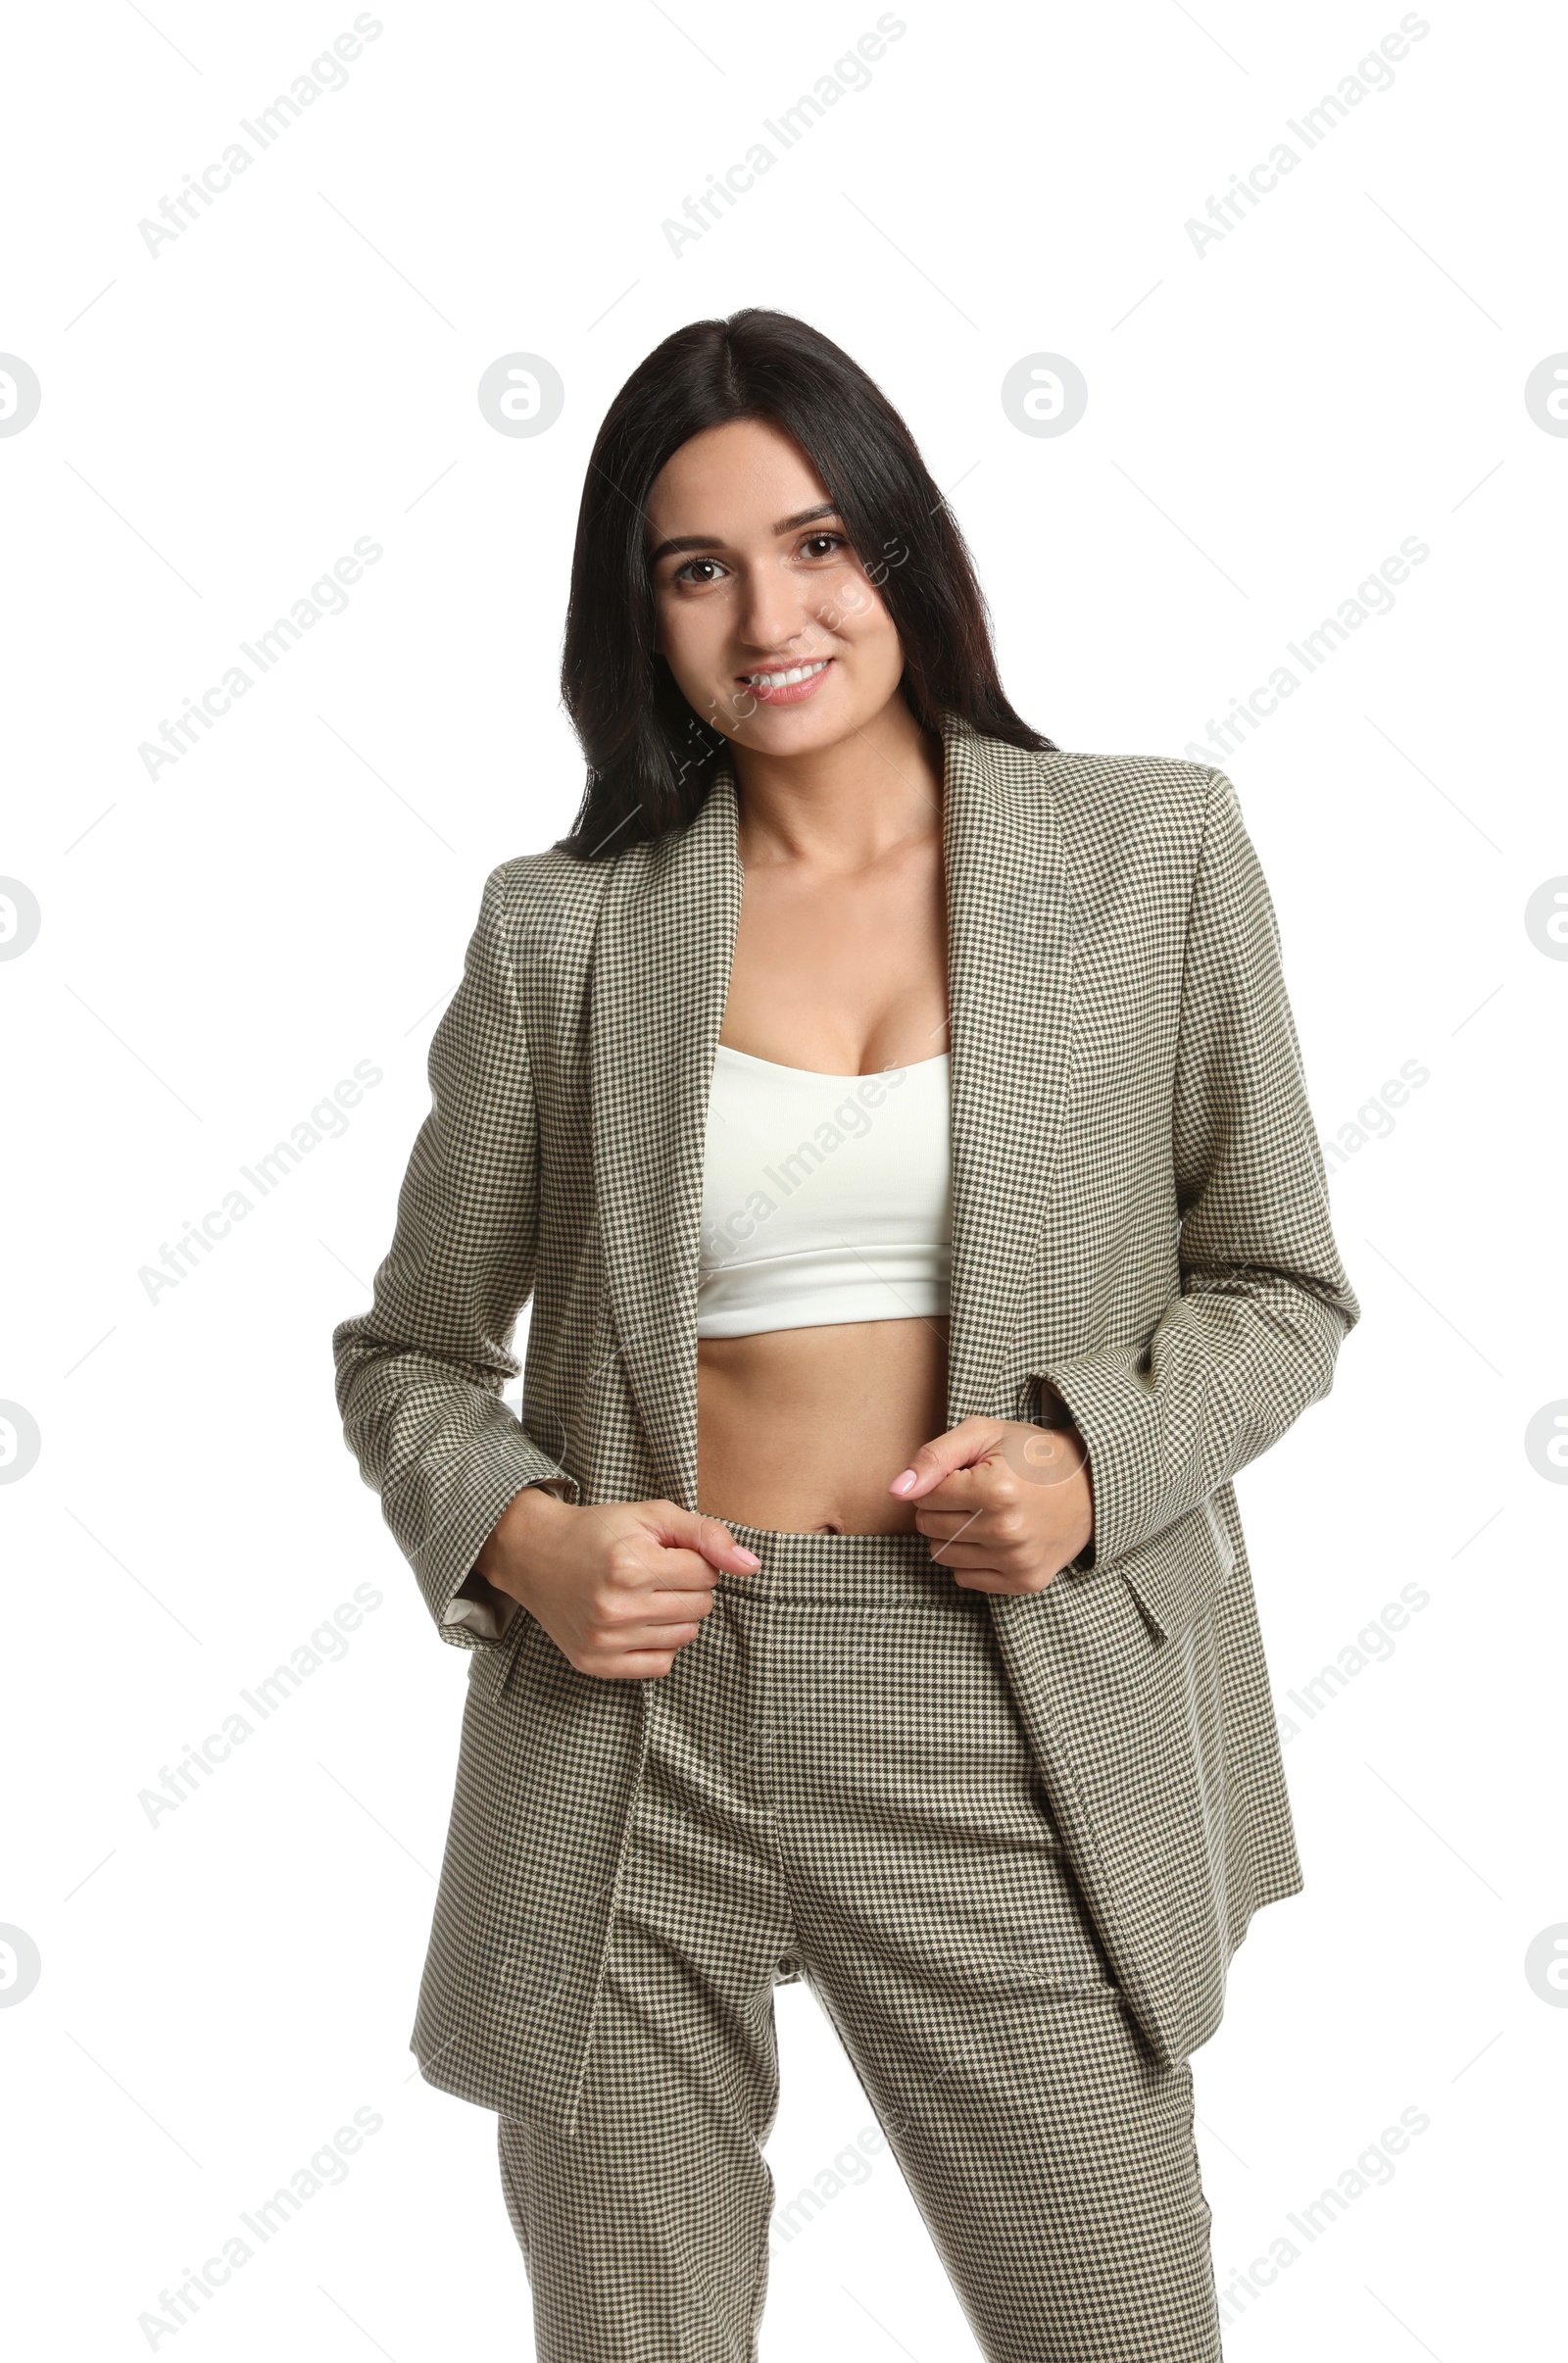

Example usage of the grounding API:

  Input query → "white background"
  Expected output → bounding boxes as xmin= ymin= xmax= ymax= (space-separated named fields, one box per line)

xmin=2 ymin=1 xmax=1563 ymax=2355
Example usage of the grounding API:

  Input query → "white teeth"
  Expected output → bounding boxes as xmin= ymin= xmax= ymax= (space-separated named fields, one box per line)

xmin=745 ymin=659 xmax=829 ymax=688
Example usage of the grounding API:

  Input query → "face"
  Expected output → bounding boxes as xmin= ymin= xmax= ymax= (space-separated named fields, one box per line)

xmin=645 ymin=416 xmax=907 ymax=756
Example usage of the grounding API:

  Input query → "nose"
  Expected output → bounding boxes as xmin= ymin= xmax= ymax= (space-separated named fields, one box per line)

xmin=732 ymin=566 xmax=829 ymax=664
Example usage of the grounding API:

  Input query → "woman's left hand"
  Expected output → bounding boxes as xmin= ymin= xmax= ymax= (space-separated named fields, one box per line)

xmin=888 ymin=1417 xmax=1095 ymax=1594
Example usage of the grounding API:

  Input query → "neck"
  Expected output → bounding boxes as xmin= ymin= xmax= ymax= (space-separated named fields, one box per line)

xmin=729 ymin=694 xmax=945 ymax=871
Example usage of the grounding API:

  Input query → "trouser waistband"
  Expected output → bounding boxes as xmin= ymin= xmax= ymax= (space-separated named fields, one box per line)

xmin=703 ymin=1516 xmax=937 ymax=1594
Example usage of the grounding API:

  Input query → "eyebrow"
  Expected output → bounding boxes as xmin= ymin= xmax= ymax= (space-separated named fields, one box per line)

xmin=647 ymin=503 xmax=842 ymax=569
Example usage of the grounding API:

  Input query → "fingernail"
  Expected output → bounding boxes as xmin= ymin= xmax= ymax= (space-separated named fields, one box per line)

xmin=889 ymin=1470 xmax=918 ymax=1496
xmin=734 ymin=1548 xmax=761 ymax=1569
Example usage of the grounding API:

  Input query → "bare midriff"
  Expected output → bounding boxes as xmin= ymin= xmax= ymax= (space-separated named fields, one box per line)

xmin=697 ymin=1315 xmax=950 ymax=1536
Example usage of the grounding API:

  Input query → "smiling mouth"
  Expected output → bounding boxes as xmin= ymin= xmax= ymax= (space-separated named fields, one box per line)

xmin=739 ymin=657 xmax=831 ymax=687
xmin=736 ymin=657 xmax=834 ymax=702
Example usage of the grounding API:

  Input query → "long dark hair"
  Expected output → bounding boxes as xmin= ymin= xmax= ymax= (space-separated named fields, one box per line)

xmin=555 ymin=308 xmax=1054 ymax=858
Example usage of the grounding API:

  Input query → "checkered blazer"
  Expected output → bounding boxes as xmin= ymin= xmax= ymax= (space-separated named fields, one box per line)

xmin=331 ymin=711 xmax=1360 ymax=2131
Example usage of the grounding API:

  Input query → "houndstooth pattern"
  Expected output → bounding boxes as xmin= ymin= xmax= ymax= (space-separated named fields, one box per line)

xmin=330 ymin=711 xmax=1360 ymax=2134
xmin=496 ymin=1521 xmax=1222 ymax=2363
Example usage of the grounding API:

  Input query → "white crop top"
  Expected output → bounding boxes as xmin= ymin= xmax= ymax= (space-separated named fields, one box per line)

xmin=697 ymin=1044 xmax=953 ymax=1338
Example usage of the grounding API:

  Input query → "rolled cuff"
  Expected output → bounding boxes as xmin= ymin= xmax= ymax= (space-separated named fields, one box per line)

xmin=441 ymin=1579 xmax=520 ymax=1643
xmin=1030 ymin=1375 xmax=1097 ymax=1575
xmin=419 ymin=1452 xmax=578 ymax=1654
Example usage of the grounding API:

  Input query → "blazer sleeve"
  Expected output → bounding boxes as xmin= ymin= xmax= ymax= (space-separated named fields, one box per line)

xmin=331 ymin=862 xmax=579 ymax=1652
xmin=1033 ymin=766 xmax=1361 ymax=1574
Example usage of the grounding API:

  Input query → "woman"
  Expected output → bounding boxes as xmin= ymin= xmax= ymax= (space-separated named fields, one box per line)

xmin=332 ymin=307 xmax=1360 ymax=2362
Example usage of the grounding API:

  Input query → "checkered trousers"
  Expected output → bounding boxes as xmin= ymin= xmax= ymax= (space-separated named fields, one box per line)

xmin=495 ymin=1521 xmax=1223 ymax=2363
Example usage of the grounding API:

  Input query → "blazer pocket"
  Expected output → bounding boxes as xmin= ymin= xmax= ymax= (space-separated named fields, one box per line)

xmin=466 ymin=1615 xmax=535 ymax=1709
xmin=1113 ymin=1499 xmax=1236 ymax=1642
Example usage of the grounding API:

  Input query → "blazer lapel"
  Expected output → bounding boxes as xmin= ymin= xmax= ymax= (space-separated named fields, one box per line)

xmin=587 ymin=712 xmax=1079 ymax=1511
xmin=942 ymin=715 xmax=1079 ymax=1426
xmin=589 ymin=756 xmax=745 ymax=1509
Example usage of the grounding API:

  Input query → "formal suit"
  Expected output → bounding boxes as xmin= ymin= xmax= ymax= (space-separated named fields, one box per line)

xmin=331 ymin=710 xmax=1358 ymax=2352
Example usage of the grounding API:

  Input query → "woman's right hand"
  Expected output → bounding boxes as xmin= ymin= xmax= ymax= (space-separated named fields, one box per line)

xmin=473 ymin=1488 xmax=760 ymax=1680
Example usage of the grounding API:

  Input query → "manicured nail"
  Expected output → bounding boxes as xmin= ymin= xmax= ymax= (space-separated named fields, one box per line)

xmin=734 ymin=1548 xmax=761 ymax=1569
xmin=889 ymin=1470 xmax=918 ymax=1496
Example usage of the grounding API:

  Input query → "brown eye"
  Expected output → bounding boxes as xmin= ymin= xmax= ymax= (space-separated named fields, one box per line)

xmin=672 ymin=557 xmax=726 ymax=586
